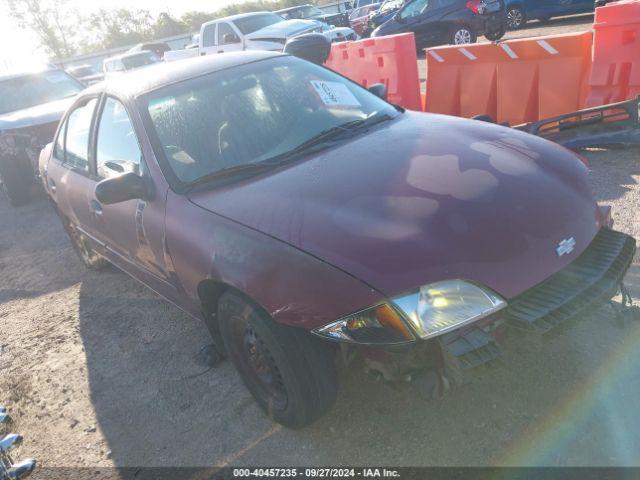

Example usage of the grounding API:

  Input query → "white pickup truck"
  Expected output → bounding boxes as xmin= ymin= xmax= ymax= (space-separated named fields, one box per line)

xmin=164 ymin=11 xmax=356 ymax=62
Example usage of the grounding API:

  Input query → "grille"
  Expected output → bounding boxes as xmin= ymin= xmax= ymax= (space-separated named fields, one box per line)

xmin=504 ymin=228 xmax=636 ymax=334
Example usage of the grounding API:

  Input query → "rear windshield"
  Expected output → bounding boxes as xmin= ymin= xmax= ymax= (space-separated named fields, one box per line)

xmin=0 ymin=70 xmax=82 ymax=115
xmin=233 ymin=13 xmax=283 ymax=35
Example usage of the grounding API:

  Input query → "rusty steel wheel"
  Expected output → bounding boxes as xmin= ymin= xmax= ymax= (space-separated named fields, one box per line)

xmin=62 ymin=216 xmax=108 ymax=270
xmin=217 ymin=291 xmax=338 ymax=428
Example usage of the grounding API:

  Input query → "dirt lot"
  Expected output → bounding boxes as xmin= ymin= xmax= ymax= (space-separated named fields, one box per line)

xmin=1 ymin=14 xmax=640 ymax=470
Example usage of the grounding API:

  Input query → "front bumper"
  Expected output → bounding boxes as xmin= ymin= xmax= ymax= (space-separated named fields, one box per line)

xmin=362 ymin=228 xmax=636 ymax=378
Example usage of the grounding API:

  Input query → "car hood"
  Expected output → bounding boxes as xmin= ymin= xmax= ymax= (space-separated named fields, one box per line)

xmin=0 ymin=96 xmax=75 ymax=131
xmin=189 ymin=112 xmax=604 ymax=300
xmin=245 ymin=19 xmax=320 ymax=40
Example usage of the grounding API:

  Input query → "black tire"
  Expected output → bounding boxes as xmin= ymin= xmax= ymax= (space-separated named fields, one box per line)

xmin=485 ymin=25 xmax=506 ymax=42
xmin=60 ymin=213 xmax=109 ymax=270
xmin=0 ymin=156 xmax=33 ymax=206
xmin=218 ymin=291 xmax=338 ymax=428
xmin=450 ymin=26 xmax=477 ymax=45
xmin=506 ymin=6 xmax=525 ymax=30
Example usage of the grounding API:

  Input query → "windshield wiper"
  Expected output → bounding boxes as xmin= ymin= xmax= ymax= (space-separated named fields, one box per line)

xmin=267 ymin=113 xmax=396 ymax=164
xmin=185 ymin=161 xmax=283 ymax=191
xmin=185 ymin=113 xmax=397 ymax=191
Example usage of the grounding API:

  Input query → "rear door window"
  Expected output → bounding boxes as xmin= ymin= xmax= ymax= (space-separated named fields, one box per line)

xmin=63 ymin=98 xmax=98 ymax=172
xmin=202 ymin=23 xmax=217 ymax=47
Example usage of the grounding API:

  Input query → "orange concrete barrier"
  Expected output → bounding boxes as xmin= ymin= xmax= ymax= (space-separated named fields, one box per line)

xmin=424 ymin=32 xmax=593 ymax=125
xmin=325 ymin=33 xmax=422 ymax=111
xmin=586 ymin=0 xmax=640 ymax=107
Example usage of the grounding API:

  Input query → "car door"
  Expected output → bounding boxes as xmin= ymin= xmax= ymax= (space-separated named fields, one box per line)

xmin=423 ymin=0 xmax=462 ymax=46
xmin=397 ymin=0 xmax=445 ymax=47
xmin=216 ymin=22 xmax=244 ymax=54
xmin=200 ymin=22 xmax=218 ymax=56
xmin=46 ymin=97 xmax=102 ymax=243
xmin=90 ymin=96 xmax=173 ymax=288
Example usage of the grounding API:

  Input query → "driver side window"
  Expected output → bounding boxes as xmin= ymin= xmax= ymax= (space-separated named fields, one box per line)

xmin=96 ymin=97 xmax=143 ymax=179
xmin=400 ymin=0 xmax=429 ymax=18
xmin=218 ymin=22 xmax=239 ymax=44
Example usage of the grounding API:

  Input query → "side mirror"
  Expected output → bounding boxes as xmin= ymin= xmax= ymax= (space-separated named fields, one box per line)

xmin=368 ymin=83 xmax=388 ymax=101
xmin=95 ymin=172 xmax=149 ymax=205
xmin=283 ymin=33 xmax=331 ymax=65
xmin=223 ymin=33 xmax=240 ymax=44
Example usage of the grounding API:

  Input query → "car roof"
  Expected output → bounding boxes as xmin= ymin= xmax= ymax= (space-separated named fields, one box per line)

xmin=202 ymin=10 xmax=280 ymax=26
xmin=0 ymin=64 xmax=58 ymax=82
xmin=84 ymin=50 xmax=282 ymax=99
xmin=104 ymin=50 xmax=155 ymax=63
xmin=276 ymin=4 xmax=314 ymax=13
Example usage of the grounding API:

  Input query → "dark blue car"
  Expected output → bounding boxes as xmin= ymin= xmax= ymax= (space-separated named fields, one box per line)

xmin=505 ymin=0 xmax=593 ymax=29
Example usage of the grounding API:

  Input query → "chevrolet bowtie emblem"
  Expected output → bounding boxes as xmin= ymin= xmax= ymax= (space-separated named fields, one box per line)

xmin=557 ymin=237 xmax=576 ymax=257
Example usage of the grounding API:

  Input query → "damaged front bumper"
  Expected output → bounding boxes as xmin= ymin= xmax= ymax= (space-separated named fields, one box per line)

xmin=515 ymin=96 xmax=640 ymax=149
xmin=357 ymin=228 xmax=636 ymax=384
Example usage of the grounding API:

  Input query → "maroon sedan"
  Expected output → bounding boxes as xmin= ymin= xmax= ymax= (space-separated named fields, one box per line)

xmin=39 ymin=51 xmax=636 ymax=428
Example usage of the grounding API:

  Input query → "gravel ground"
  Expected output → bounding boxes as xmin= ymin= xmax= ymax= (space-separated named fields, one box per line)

xmin=1 ymin=14 xmax=639 ymax=470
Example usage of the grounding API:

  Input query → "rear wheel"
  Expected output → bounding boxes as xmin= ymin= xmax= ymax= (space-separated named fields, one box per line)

xmin=217 ymin=291 xmax=338 ymax=428
xmin=506 ymin=6 xmax=525 ymax=29
xmin=61 ymin=214 xmax=108 ymax=270
xmin=451 ymin=26 xmax=477 ymax=45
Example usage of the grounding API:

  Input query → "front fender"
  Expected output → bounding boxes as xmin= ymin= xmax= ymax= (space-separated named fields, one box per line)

xmin=165 ymin=190 xmax=384 ymax=330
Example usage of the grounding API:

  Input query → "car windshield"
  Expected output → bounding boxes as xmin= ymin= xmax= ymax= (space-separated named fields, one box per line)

xmin=141 ymin=56 xmax=399 ymax=185
xmin=233 ymin=13 xmax=284 ymax=35
xmin=122 ymin=52 xmax=159 ymax=70
xmin=0 ymin=70 xmax=83 ymax=115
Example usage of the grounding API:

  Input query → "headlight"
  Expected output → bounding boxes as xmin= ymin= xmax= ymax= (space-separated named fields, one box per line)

xmin=392 ymin=280 xmax=506 ymax=340
xmin=313 ymin=280 xmax=506 ymax=345
xmin=313 ymin=303 xmax=415 ymax=345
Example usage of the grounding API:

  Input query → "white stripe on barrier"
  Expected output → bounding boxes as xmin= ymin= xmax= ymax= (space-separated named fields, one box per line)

xmin=458 ymin=48 xmax=477 ymax=60
xmin=537 ymin=40 xmax=559 ymax=55
xmin=428 ymin=51 xmax=444 ymax=63
xmin=500 ymin=43 xmax=518 ymax=59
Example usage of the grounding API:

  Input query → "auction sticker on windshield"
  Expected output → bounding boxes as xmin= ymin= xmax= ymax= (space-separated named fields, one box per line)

xmin=310 ymin=80 xmax=361 ymax=108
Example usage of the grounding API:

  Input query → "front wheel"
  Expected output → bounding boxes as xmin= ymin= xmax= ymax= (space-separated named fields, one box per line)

xmin=506 ymin=6 xmax=525 ymax=29
xmin=450 ymin=27 xmax=477 ymax=45
xmin=217 ymin=291 xmax=338 ymax=428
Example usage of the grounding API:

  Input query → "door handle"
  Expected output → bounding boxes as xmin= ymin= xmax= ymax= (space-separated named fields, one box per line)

xmin=89 ymin=199 xmax=103 ymax=216
xmin=48 ymin=178 xmax=56 ymax=193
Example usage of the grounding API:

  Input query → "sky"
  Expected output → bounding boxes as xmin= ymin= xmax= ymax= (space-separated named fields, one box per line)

xmin=0 ymin=0 xmax=240 ymax=67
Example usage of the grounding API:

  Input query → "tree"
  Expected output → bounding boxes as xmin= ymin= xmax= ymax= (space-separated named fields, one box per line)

xmin=180 ymin=11 xmax=218 ymax=32
xmin=5 ymin=0 xmax=77 ymax=59
xmin=85 ymin=8 xmax=155 ymax=51
xmin=153 ymin=12 xmax=187 ymax=39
